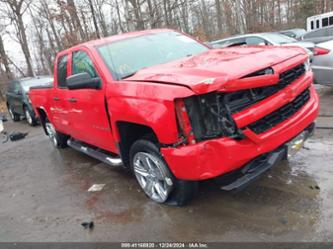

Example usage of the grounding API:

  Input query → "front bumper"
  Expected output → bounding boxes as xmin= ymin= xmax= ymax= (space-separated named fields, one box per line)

xmin=161 ymin=85 xmax=319 ymax=181
xmin=217 ymin=123 xmax=314 ymax=191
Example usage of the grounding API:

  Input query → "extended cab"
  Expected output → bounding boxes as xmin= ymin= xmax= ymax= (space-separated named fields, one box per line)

xmin=29 ymin=29 xmax=319 ymax=205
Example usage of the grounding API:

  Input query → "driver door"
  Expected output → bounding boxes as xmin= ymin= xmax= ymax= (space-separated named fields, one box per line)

xmin=67 ymin=49 xmax=117 ymax=153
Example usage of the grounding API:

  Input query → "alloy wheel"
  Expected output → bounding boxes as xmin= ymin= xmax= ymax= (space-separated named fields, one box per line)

xmin=133 ymin=152 xmax=173 ymax=203
xmin=45 ymin=121 xmax=58 ymax=147
xmin=25 ymin=109 xmax=33 ymax=125
xmin=8 ymin=107 xmax=15 ymax=120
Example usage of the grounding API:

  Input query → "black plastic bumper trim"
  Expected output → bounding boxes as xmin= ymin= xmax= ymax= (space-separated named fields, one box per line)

xmin=219 ymin=123 xmax=315 ymax=191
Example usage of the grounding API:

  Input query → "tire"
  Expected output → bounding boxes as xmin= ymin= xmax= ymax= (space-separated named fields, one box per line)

xmin=45 ymin=118 xmax=68 ymax=148
xmin=8 ymin=105 xmax=20 ymax=122
xmin=24 ymin=106 xmax=38 ymax=126
xmin=129 ymin=139 xmax=197 ymax=206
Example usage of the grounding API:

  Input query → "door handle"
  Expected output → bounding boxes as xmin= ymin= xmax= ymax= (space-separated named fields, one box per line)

xmin=53 ymin=97 xmax=60 ymax=101
xmin=68 ymin=98 xmax=77 ymax=103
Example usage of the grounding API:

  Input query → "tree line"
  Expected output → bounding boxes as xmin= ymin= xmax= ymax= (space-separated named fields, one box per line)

xmin=0 ymin=0 xmax=333 ymax=97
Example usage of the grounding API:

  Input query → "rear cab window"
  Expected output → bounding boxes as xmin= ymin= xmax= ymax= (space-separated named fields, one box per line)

xmin=57 ymin=54 xmax=68 ymax=88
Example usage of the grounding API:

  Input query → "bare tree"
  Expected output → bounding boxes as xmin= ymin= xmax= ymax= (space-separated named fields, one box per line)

xmin=88 ymin=0 xmax=101 ymax=38
xmin=1 ymin=0 xmax=333 ymax=82
xmin=66 ymin=0 xmax=86 ymax=40
xmin=0 ymin=34 xmax=12 ymax=79
xmin=1 ymin=0 xmax=34 ymax=76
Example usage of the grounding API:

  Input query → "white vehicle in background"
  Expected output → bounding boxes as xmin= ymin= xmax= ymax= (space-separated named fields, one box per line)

xmin=307 ymin=11 xmax=333 ymax=31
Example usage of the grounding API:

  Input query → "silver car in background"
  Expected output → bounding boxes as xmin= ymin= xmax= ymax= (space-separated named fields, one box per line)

xmin=279 ymin=28 xmax=307 ymax=40
xmin=210 ymin=32 xmax=333 ymax=86
xmin=311 ymin=40 xmax=333 ymax=86
xmin=210 ymin=32 xmax=315 ymax=58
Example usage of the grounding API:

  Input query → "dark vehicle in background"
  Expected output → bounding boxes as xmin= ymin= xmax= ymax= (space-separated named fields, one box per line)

xmin=279 ymin=28 xmax=307 ymax=40
xmin=6 ymin=76 xmax=53 ymax=126
xmin=301 ymin=26 xmax=333 ymax=44
xmin=210 ymin=32 xmax=315 ymax=58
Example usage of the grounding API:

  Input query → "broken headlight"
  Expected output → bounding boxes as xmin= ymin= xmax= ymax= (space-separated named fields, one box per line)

xmin=182 ymin=93 xmax=241 ymax=142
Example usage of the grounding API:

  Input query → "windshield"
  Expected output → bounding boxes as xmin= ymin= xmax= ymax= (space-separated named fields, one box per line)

xmin=264 ymin=33 xmax=297 ymax=44
xmin=97 ymin=31 xmax=209 ymax=80
xmin=21 ymin=77 xmax=53 ymax=92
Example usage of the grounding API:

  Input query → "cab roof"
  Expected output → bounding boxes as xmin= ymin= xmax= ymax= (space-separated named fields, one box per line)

xmin=64 ymin=29 xmax=175 ymax=52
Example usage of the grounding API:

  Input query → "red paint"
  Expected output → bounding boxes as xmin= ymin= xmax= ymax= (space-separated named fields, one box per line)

xmin=313 ymin=47 xmax=330 ymax=56
xmin=29 ymin=29 xmax=319 ymax=181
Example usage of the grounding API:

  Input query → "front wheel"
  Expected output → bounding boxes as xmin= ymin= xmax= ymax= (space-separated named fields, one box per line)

xmin=45 ymin=118 xmax=68 ymax=148
xmin=130 ymin=139 xmax=197 ymax=206
xmin=24 ymin=107 xmax=38 ymax=126
xmin=8 ymin=105 xmax=20 ymax=122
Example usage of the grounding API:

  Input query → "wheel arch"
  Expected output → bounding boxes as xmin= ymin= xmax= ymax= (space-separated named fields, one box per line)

xmin=36 ymin=108 xmax=48 ymax=135
xmin=116 ymin=121 xmax=158 ymax=168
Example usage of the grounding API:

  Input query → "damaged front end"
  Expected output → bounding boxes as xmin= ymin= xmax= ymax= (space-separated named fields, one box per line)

xmin=174 ymin=92 xmax=245 ymax=145
xmin=174 ymin=63 xmax=307 ymax=145
xmin=182 ymin=93 xmax=243 ymax=142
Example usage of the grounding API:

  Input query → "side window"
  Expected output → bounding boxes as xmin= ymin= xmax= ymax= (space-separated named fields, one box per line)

xmin=282 ymin=32 xmax=295 ymax=38
xmin=245 ymin=37 xmax=266 ymax=45
xmin=7 ymin=81 xmax=15 ymax=92
xmin=322 ymin=17 xmax=329 ymax=27
xmin=72 ymin=51 xmax=98 ymax=78
xmin=329 ymin=16 xmax=333 ymax=25
xmin=8 ymin=81 xmax=20 ymax=93
xmin=57 ymin=55 xmax=68 ymax=88
xmin=316 ymin=20 xmax=320 ymax=29
xmin=13 ymin=82 xmax=21 ymax=93
xmin=224 ymin=38 xmax=246 ymax=47
xmin=311 ymin=21 xmax=314 ymax=30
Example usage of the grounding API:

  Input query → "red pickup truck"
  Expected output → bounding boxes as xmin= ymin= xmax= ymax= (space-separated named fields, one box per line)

xmin=29 ymin=29 xmax=319 ymax=205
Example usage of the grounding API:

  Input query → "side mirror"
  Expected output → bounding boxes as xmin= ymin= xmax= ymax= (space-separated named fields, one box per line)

xmin=66 ymin=72 xmax=101 ymax=90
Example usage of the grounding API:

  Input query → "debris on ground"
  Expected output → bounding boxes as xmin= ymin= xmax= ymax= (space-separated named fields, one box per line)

xmin=1 ymin=131 xmax=29 ymax=143
xmin=88 ymin=184 xmax=105 ymax=192
xmin=81 ymin=221 xmax=94 ymax=230
xmin=9 ymin=132 xmax=28 ymax=141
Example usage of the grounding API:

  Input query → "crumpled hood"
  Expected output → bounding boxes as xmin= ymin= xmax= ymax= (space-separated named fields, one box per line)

xmin=124 ymin=46 xmax=307 ymax=93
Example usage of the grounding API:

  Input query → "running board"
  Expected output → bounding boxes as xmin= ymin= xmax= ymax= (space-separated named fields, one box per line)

xmin=67 ymin=138 xmax=123 ymax=167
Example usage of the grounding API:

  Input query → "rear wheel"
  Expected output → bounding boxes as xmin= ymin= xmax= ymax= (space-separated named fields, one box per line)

xmin=130 ymin=139 xmax=197 ymax=206
xmin=45 ymin=118 xmax=68 ymax=148
xmin=8 ymin=105 xmax=20 ymax=122
xmin=24 ymin=106 xmax=38 ymax=126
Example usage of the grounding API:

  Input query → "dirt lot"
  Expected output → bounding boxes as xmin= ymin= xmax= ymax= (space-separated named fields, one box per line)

xmin=0 ymin=86 xmax=333 ymax=242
